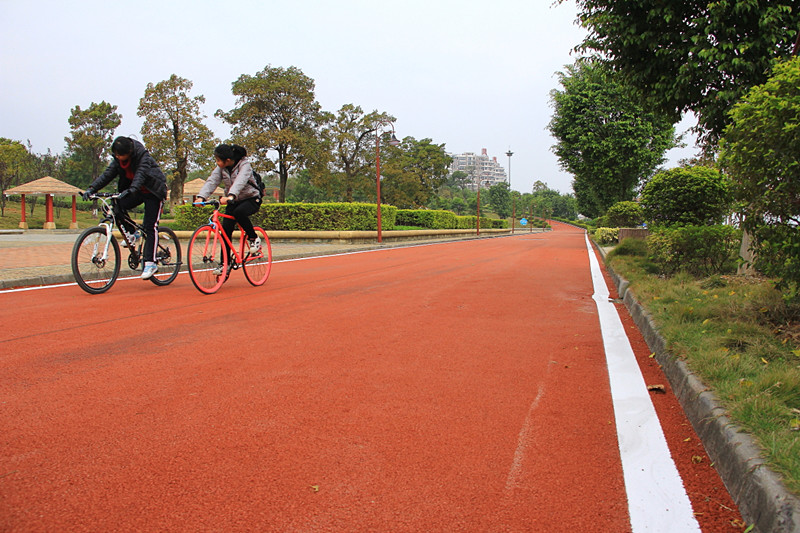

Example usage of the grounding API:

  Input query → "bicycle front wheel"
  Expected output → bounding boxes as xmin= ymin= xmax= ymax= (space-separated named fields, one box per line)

xmin=150 ymin=226 xmax=182 ymax=286
xmin=71 ymin=226 xmax=121 ymax=294
xmin=188 ymin=225 xmax=227 ymax=294
xmin=243 ymin=226 xmax=272 ymax=286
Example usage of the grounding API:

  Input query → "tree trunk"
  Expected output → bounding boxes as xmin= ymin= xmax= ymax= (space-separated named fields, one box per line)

xmin=737 ymin=229 xmax=756 ymax=276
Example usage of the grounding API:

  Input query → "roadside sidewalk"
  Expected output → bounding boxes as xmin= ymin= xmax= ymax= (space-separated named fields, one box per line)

xmin=0 ymin=229 xmax=525 ymax=290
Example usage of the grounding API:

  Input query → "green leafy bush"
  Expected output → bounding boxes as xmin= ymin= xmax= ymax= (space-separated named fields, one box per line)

xmin=173 ymin=204 xmax=215 ymax=230
xmin=173 ymin=202 xmax=398 ymax=231
xmin=720 ymin=56 xmax=800 ymax=301
xmin=396 ymin=209 xmax=458 ymax=229
xmin=646 ymin=224 xmax=742 ymax=277
xmin=605 ymin=201 xmax=644 ymax=227
xmin=608 ymin=237 xmax=648 ymax=258
xmin=594 ymin=227 xmax=619 ymax=244
xmin=640 ymin=166 xmax=732 ymax=227
xmin=255 ymin=203 xmax=397 ymax=231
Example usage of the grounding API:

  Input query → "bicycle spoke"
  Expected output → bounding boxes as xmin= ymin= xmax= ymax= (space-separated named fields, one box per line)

xmin=150 ymin=227 xmax=182 ymax=286
xmin=243 ymin=227 xmax=272 ymax=286
xmin=188 ymin=226 xmax=227 ymax=294
xmin=71 ymin=227 xmax=120 ymax=294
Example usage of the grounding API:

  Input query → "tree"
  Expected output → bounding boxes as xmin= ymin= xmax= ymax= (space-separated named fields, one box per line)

xmin=719 ymin=56 xmax=800 ymax=298
xmin=380 ymin=137 xmax=452 ymax=208
xmin=548 ymin=60 xmax=677 ymax=217
xmin=639 ymin=166 xmax=731 ymax=227
xmin=566 ymin=0 xmax=800 ymax=147
xmin=138 ymin=74 xmax=219 ymax=204
xmin=447 ymin=170 xmax=471 ymax=190
xmin=0 ymin=139 xmax=31 ymax=216
xmin=487 ymin=182 xmax=512 ymax=218
xmin=64 ymin=101 xmax=120 ymax=187
xmin=218 ymin=65 xmax=326 ymax=202
xmin=318 ymin=104 xmax=394 ymax=202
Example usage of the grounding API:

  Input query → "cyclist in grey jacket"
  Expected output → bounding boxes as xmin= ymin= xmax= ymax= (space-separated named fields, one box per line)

xmin=197 ymin=144 xmax=262 ymax=254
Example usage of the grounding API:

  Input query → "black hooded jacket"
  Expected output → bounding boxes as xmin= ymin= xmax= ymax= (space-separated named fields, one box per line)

xmin=90 ymin=138 xmax=168 ymax=200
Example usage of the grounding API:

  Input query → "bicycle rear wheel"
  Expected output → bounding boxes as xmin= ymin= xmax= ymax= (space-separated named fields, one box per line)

xmin=188 ymin=225 xmax=227 ymax=294
xmin=71 ymin=226 xmax=121 ymax=294
xmin=150 ymin=226 xmax=182 ymax=286
xmin=243 ymin=226 xmax=272 ymax=286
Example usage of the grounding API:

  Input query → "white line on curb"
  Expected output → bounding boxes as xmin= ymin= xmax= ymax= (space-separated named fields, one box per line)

xmin=585 ymin=233 xmax=700 ymax=532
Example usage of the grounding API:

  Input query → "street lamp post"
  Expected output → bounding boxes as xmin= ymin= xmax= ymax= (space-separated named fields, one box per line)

xmin=375 ymin=121 xmax=400 ymax=243
xmin=476 ymin=180 xmax=481 ymax=236
xmin=506 ymin=149 xmax=514 ymax=234
xmin=476 ymin=179 xmax=489 ymax=236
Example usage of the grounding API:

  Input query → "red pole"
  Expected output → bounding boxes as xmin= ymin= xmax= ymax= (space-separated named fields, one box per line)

xmin=476 ymin=187 xmax=481 ymax=236
xmin=20 ymin=194 xmax=27 ymax=224
xmin=512 ymin=199 xmax=516 ymax=234
xmin=376 ymin=129 xmax=382 ymax=243
xmin=71 ymin=195 xmax=77 ymax=227
xmin=45 ymin=194 xmax=55 ymax=229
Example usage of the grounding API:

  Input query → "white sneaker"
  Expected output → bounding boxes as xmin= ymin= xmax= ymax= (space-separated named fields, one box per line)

xmin=249 ymin=237 xmax=262 ymax=254
xmin=141 ymin=262 xmax=158 ymax=280
xmin=212 ymin=265 xmax=224 ymax=277
xmin=122 ymin=230 xmax=140 ymax=249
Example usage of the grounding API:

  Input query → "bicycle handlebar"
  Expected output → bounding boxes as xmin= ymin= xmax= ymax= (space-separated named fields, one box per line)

xmin=193 ymin=200 xmax=221 ymax=208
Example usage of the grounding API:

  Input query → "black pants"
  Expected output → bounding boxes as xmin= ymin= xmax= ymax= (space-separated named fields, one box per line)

xmin=222 ymin=197 xmax=259 ymax=243
xmin=115 ymin=190 xmax=163 ymax=264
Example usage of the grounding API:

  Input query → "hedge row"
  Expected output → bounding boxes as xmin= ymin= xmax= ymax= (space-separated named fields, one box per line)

xmin=396 ymin=209 xmax=509 ymax=230
xmin=174 ymin=203 xmax=508 ymax=232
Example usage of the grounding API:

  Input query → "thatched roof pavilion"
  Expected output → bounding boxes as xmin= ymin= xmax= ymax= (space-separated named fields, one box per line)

xmin=4 ymin=176 xmax=83 ymax=229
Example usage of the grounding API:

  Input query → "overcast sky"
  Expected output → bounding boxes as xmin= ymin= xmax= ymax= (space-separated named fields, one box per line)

xmin=1 ymin=0 xmax=697 ymax=195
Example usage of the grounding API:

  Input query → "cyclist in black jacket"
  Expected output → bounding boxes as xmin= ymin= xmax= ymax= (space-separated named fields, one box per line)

xmin=83 ymin=136 xmax=168 ymax=280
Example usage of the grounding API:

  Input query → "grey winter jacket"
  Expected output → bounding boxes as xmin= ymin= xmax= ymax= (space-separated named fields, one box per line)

xmin=198 ymin=157 xmax=259 ymax=201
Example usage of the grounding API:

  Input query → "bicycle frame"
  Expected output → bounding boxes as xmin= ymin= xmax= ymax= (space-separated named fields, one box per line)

xmin=92 ymin=195 xmax=132 ymax=265
xmin=73 ymin=193 xmax=181 ymax=294
xmin=187 ymin=200 xmax=271 ymax=294
xmin=197 ymin=206 xmax=258 ymax=267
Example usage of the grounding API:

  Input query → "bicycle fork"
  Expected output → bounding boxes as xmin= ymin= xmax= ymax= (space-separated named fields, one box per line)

xmin=93 ymin=222 xmax=114 ymax=266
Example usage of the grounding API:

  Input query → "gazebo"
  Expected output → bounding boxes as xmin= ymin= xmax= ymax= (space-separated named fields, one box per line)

xmin=181 ymin=178 xmax=224 ymax=204
xmin=3 ymin=176 xmax=83 ymax=229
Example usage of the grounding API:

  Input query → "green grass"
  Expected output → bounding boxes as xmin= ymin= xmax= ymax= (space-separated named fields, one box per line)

xmin=0 ymin=200 xmax=100 ymax=230
xmin=606 ymin=242 xmax=800 ymax=495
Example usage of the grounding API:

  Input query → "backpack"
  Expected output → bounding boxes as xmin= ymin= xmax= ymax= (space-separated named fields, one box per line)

xmin=250 ymin=170 xmax=266 ymax=201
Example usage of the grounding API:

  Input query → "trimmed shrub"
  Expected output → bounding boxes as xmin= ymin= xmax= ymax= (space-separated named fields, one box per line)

xmin=396 ymin=209 xmax=458 ymax=229
xmin=255 ymin=203 xmax=397 ymax=231
xmin=640 ymin=166 xmax=732 ymax=227
xmin=646 ymin=224 xmax=742 ymax=277
xmin=605 ymin=201 xmax=644 ymax=228
xmin=173 ymin=202 xmax=398 ymax=231
xmin=594 ymin=227 xmax=620 ymax=245
xmin=174 ymin=204 xmax=215 ymax=230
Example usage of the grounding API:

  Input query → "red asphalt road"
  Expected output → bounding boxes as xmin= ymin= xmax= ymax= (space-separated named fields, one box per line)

xmin=0 ymin=223 xmax=742 ymax=532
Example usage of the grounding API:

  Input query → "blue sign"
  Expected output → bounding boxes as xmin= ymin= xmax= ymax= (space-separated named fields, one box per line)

xmin=520 ymin=218 xmax=528 ymax=226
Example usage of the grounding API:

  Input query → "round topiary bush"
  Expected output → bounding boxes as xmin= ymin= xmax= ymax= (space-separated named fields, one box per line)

xmin=640 ymin=166 xmax=732 ymax=227
xmin=605 ymin=201 xmax=644 ymax=227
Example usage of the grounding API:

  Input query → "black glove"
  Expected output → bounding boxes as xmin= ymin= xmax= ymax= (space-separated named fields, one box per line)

xmin=117 ymin=188 xmax=131 ymax=202
xmin=82 ymin=189 xmax=94 ymax=201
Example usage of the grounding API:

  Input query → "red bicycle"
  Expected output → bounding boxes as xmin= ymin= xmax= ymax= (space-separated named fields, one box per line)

xmin=187 ymin=200 xmax=272 ymax=294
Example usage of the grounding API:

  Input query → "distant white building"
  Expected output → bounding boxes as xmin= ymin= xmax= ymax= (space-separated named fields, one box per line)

xmin=449 ymin=148 xmax=508 ymax=190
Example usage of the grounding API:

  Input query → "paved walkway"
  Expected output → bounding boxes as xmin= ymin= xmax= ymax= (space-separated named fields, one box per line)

xmin=0 ymin=229 xmax=518 ymax=289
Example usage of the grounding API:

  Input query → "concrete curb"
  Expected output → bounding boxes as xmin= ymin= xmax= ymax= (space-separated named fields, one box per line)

xmin=597 ymin=243 xmax=800 ymax=533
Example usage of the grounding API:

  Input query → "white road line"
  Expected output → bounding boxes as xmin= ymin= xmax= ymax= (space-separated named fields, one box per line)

xmin=504 ymin=382 xmax=547 ymax=493
xmin=585 ymin=233 xmax=700 ymax=532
